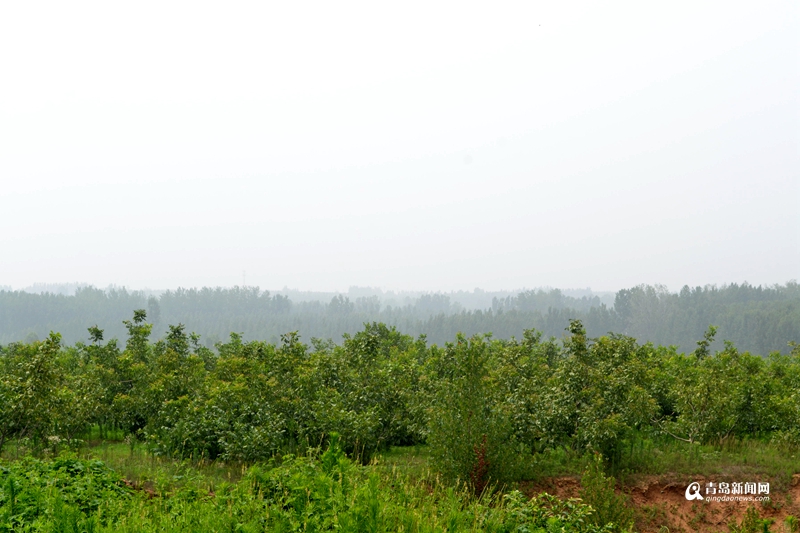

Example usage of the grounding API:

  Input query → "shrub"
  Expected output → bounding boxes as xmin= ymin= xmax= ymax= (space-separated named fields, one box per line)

xmin=427 ymin=334 xmax=525 ymax=491
xmin=579 ymin=454 xmax=634 ymax=533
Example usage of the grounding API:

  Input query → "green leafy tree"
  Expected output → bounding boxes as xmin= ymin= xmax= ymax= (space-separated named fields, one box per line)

xmin=427 ymin=333 xmax=522 ymax=491
xmin=0 ymin=333 xmax=63 ymax=450
xmin=535 ymin=321 xmax=656 ymax=463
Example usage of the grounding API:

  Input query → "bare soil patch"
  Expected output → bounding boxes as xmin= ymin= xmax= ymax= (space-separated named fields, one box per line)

xmin=520 ymin=474 xmax=800 ymax=533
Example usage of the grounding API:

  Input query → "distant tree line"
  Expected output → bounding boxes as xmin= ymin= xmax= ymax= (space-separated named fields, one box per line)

xmin=0 ymin=282 xmax=797 ymax=355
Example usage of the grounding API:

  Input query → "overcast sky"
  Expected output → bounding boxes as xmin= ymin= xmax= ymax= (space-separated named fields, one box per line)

xmin=1 ymin=1 xmax=798 ymax=293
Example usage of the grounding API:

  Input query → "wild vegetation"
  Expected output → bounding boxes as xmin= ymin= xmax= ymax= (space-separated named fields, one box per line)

xmin=1 ymin=310 xmax=799 ymax=531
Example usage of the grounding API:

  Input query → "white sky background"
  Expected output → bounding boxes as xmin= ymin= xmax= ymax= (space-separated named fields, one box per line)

xmin=1 ymin=1 xmax=798 ymax=293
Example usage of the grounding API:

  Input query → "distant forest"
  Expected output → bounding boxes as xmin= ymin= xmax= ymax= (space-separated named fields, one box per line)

xmin=0 ymin=282 xmax=797 ymax=355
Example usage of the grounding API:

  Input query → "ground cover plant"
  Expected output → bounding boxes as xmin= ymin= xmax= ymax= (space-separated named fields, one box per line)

xmin=0 ymin=440 xmax=616 ymax=533
xmin=1 ymin=311 xmax=798 ymax=531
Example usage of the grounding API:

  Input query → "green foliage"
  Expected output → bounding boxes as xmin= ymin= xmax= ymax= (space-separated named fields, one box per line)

xmin=693 ymin=324 xmax=718 ymax=359
xmin=427 ymin=334 xmax=524 ymax=491
xmin=122 ymin=309 xmax=151 ymax=363
xmin=0 ymin=456 xmax=131 ymax=530
xmin=0 ymin=443 xmax=620 ymax=532
xmin=656 ymin=340 xmax=800 ymax=445
xmin=118 ymin=321 xmax=429 ymax=464
xmin=729 ymin=505 xmax=774 ymax=533
xmin=0 ymin=309 xmax=798 ymax=497
xmin=530 ymin=322 xmax=657 ymax=465
xmin=0 ymin=333 xmax=65 ymax=452
xmin=501 ymin=490 xmax=615 ymax=533
xmin=579 ymin=454 xmax=634 ymax=533
xmin=1 ymin=301 xmax=799 ymax=533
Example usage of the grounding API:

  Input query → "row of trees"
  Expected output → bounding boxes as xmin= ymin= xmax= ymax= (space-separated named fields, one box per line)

xmin=2 ymin=310 xmax=799 ymax=487
xmin=2 ymin=282 xmax=799 ymax=354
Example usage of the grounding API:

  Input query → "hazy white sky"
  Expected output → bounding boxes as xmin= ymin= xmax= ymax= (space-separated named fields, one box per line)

xmin=1 ymin=1 xmax=798 ymax=292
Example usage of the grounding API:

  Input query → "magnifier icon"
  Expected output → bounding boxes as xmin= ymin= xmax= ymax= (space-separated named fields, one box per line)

xmin=685 ymin=482 xmax=704 ymax=501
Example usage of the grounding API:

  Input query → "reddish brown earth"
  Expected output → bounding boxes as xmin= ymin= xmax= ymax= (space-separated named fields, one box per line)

xmin=521 ymin=474 xmax=800 ymax=533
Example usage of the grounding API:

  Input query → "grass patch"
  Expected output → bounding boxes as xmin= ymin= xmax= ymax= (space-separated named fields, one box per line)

xmin=614 ymin=435 xmax=799 ymax=490
xmin=374 ymin=445 xmax=433 ymax=479
xmin=86 ymin=441 xmax=246 ymax=496
xmin=1 ymin=442 xmax=612 ymax=532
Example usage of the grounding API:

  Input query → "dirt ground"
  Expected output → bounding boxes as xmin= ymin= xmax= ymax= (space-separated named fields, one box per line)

xmin=521 ymin=474 xmax=800 ymax=533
